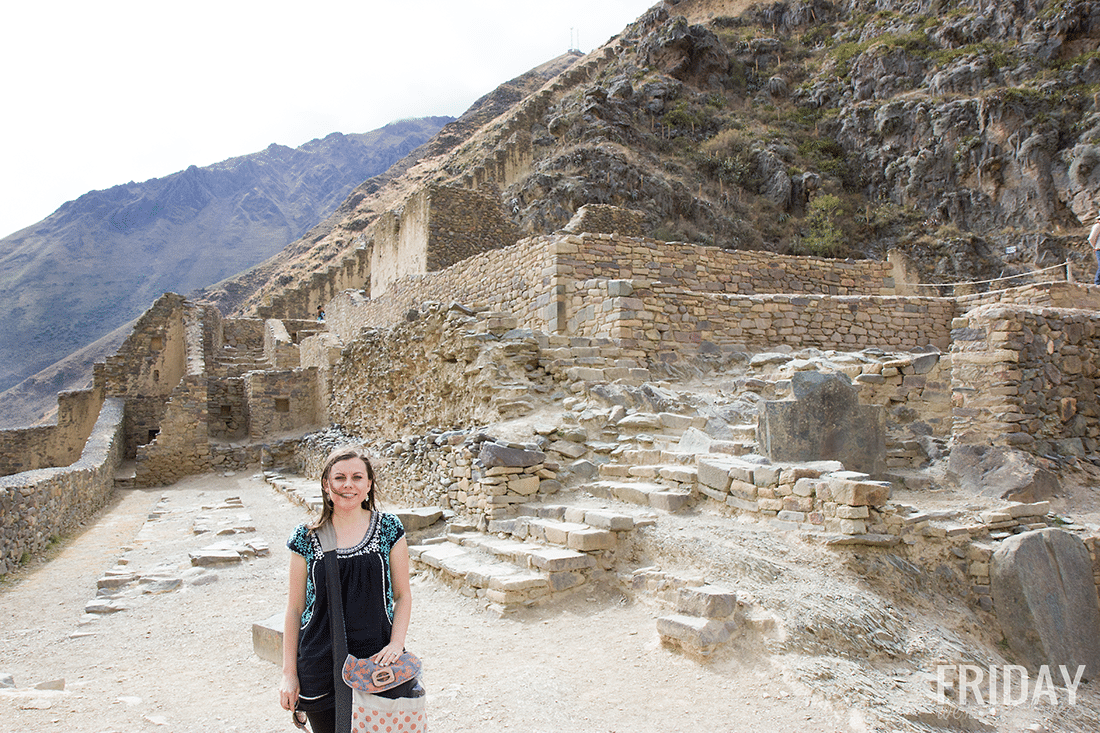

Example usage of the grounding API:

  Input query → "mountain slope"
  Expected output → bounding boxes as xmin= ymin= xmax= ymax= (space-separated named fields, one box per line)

xmin=201 ymin=0 xmax=1100 ymax=330
xmin=0 ymin=117 xmax=451 ymax=399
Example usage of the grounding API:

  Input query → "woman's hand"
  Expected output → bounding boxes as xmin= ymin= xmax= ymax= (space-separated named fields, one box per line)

xmin=370 ymin=642 xmax=405 ymax=666
xmin=279 ymin=672 xmax=300 ymax=711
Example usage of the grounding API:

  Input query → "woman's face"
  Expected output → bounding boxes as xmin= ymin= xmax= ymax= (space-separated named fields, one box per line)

xmin=324 ymin=457 xmax=372 ymax=508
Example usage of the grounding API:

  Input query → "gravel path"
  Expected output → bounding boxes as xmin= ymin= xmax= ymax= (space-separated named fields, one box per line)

xmin=0 ymin=471 xmax=854 ymax=732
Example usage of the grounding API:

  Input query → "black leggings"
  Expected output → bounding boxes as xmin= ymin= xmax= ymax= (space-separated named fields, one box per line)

xmin=304 ymin=707 xmax=336 ymax=733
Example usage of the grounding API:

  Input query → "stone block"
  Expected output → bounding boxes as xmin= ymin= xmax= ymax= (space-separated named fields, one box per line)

xmin=508 ymin=476 xmax=541 ymax=496
xmin=696 ymin=457 xmax=734 ymax=493
xmin=479 ymin=443 xmax=546 ymax=468
xmin=549 ymin=440 xmax=588 ymax=459
xmin=527 ymin=547 xmax=595 ymax=572
xmin=829 ymin=479 xmax=890 ymax=507
xmin=252 ymin=612 xmax=284 ymax=666
xmin=394 ymin=507 xmax=444 ymax=531
xmin=548 ymin=570 xmax=586 ymax=592
xmin=656 ymin=614 xmax=735 ymax=654
xmin=677 ymin=585 xmax=737 ymax=618
xmin=567 ymin=528 xmax=615 ymax=551
xmin=580 ymin=509 xmax=634 ymax=531
xmin=753 ymin=465 xmax=781 ymax=487
xmin=757 ymin=372 xmax=885 ymax=474
xmin=836 ymin=505 xmax=869 ymax=519
xmin=659 ymin=466 xmax=697 ymax=484
xmin=650 ymin=491 xmax=691 ymax=512
xmin=992 ymin=529 xmax=1100 ymax=678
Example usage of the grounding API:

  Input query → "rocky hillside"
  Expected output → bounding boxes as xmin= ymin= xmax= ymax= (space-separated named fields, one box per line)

xmin=0 ymin=117 xmax=450 ymax=410
xmin=200 ymin=0 xmax=1100 ymax=322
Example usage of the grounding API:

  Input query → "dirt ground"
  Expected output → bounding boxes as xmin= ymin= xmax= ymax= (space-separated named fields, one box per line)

xmin=0 ymin=472 xmax=854 ymax=733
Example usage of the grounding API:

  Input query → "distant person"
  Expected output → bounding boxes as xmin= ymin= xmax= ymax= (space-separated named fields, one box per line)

xmin=1090 ymin=212 xmax=1100 ymax=285
xmin=279 ymin=446 xmax=422 ymax=733
xmin=316 ymin=306 xmax=325 ymax=322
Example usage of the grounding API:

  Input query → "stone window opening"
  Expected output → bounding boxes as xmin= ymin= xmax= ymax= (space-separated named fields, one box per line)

xmin=275 ymin=398 xmax=290 ymax=413
xmin=147 ymin=429 xmax=159 ymax=444
xmin=220 ymin=405 xmax=232 ymax=416
xmin=150 ymin=336 xmax=164 ymax=350
xmin=153 ymin=369 xmax=160 ymax=383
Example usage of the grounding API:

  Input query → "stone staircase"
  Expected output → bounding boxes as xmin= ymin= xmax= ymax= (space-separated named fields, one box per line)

xmin=211 ymin=344 xmax=270 ymax=378
xmin=584 ymin=447 xmax=698 ymax=511
xmin=408 ymin=502 xmax=652 ymax=615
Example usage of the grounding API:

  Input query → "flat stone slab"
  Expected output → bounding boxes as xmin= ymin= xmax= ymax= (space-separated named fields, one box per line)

xmin=189 ymin=549 xmax=243 ymax=566
xmin=821 ymin=533 xmax=901 ymax=547
xmin=656 ymin=614 xmax=736 ymax=654
xmin=84 ymin=599 xmax=127 ymax=614
xmin=394 ymin=507 xmax=445 ymax=531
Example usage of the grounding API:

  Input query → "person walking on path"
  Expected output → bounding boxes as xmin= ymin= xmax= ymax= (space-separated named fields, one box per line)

xmin=278 ymin=446 xmax=418 ymax=733
xmin=1090 ymin=212 xmax=1100 ymax=285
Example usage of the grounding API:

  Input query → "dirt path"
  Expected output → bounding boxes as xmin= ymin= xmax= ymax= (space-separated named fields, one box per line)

xmin=0 ymin=472 xmax=852 ymax=733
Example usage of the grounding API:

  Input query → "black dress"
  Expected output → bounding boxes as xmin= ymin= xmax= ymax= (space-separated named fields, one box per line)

xmin=287 ymin=512 xmax=417 ymax=710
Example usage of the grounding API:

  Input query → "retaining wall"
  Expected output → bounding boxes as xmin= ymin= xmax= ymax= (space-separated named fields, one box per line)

xmin=951 ymin=303 xmax=1100 ymax=457
xmin=570 ymin=279 xmax=956 ymax=355
xmin=0 ymin=388 xmax=105 ymax=476
xmin=0 ymin=398 xmax=124 ymax=576
xmin=330 ymin=232 xmax=899 ymax=349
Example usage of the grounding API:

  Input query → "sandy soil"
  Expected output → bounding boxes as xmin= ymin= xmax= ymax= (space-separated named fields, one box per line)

xmin=0 ymin=472 xmax=852 ymax=733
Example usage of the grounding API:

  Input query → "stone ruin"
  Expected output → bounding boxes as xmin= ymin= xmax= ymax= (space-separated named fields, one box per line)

xmin=2 ymin=185 xmax=1100 ymax=678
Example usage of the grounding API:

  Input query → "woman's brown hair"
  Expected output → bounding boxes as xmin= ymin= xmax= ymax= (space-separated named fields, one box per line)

xmin=308 ymin=445 xmax=378 ymax=530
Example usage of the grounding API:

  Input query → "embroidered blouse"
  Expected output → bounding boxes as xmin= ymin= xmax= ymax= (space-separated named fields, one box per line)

xmin=287 ymin=512 xmax=405 ymax=702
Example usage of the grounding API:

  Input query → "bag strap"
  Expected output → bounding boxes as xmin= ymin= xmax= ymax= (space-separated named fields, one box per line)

xmin=317 ymin=522 xmax=352 ymax=733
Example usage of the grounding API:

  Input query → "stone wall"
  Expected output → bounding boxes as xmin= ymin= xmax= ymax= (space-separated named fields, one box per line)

xmin=132 ymin=303 xmax=211 ymax=486
xmin=0 ymin=388 xmax=105 ymax=476
xmin=331 ymin=233 xmax=900 ymax=352
xmin=957 ymin=281 xmax=1100 ymax=312
xmin=554 ymin=234 xmax=896 ymax=296
xmin=329 ymin=237 xmax=557 ymax=341
xmin=370 ymin=185 xmax=519 ymax=298
xmin=0 ymin=398 xmax=124 ymax=576
xmin=562 ymin=204 xmax=648 ymax=237
xmin=245 ymin=368 xmax=323 ymax=441
xmin=223 ymin=318 xmax=266 ymax=351
xmin=255 ymin=245 xmax=371 ymax=321
xmin=95 ymin=293 xmax=190 ymax=458
xmin=569 ymin=279 xmax=956 ymax=355
xmin=265 ymin=320 xmax=300 ymax=369
xmin=951 ymin=304 xmax=1100 ymax=456
xmin=208 ymin=378 xmax=247 ymax=441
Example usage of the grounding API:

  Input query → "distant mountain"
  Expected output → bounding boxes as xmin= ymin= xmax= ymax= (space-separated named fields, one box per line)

xmin=0 ymin=117 xmax=452 ymax=409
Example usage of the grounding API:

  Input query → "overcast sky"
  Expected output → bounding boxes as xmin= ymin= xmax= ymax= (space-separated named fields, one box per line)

xmin=0 ymin=0 xmax=656 ymax=238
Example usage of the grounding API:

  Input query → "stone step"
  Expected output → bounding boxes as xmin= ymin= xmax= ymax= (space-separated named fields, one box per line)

xmin=728 ymin=424 xmax=757 ymax=440
xmin=408 ymin=540 xmax=586 ymax=613
xmin=482 ymin=515 xmax=617 ymax=552
xmin=582 ymin=480 xmax=692 ymax=512
xmin=598 ymin=462 xmax=697 ymax=487
xmin=447 ymin=532 xmax=596 ymax=573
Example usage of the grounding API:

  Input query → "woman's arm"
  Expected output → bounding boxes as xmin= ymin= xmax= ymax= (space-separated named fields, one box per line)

xmin=279 ymin=553 xmax=308 ymax=710
xmin=371 ymin=535 xmax=412 ymax=664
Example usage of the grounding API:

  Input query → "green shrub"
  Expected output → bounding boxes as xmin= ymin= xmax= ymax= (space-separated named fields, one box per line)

xmin=803 ymin=194 xmax=846 ymax=257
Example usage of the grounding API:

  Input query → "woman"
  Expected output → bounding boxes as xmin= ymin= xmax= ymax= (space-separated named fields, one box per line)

xmin=279 ymin=446 xmax=417 ymax=733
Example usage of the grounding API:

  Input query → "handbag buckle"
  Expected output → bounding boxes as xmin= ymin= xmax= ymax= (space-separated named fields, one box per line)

xmin=371 ymin=667 xmax=397 ymax=687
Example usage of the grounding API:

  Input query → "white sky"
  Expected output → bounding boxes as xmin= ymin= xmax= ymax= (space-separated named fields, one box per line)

xmin=0 ymin=0 xmax=656 ymax=238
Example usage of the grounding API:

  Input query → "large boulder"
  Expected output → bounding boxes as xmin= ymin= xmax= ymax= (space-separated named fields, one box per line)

xmin=991 ymin=529 xmax=1100 ymax=679
xmin=641 ymin=17 xmax=731 ymax=89
xmin=947 ymin=445 xmax=1060 ymax=502
xmin=757 ymin=372 xmax=885 ymax=474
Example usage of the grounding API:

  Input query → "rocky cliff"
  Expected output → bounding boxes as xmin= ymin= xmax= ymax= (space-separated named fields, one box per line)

xmin=196 ymin=0 xmax=1100 ymax=329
